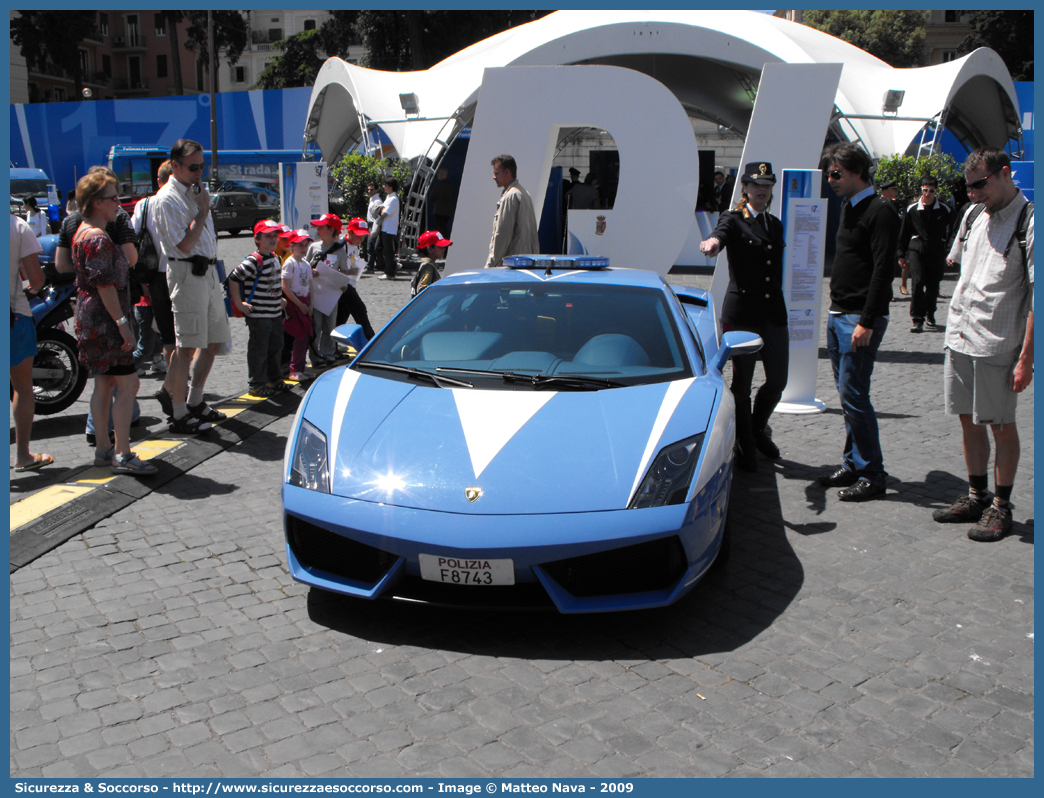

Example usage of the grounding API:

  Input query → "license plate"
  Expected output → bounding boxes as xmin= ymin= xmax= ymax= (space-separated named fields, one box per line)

xmin=419 ymin=554 xmax=514 ymax=586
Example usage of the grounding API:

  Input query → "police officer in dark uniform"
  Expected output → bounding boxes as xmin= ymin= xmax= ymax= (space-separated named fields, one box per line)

xmin=700 ymin=161 xmax=788 ymax=472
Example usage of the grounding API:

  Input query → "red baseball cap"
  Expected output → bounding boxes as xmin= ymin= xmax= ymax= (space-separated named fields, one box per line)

xmin=289 ymin=228 xmax=313 ymax=244
xmin=345 ymin=217 xmax=369 ymax=237
xmin=309 ymin=213 xmax=342 ymax=232
xmin=253 ymin=219 xmax=282 ymax=237
xmin=277 ymin=224 xmax=295 ymax=239
xmin=418 ymin=230 xmax=452 ymax=249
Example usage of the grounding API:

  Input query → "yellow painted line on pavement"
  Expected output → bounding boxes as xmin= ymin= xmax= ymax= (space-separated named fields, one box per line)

xmin=10 ymin=485 xmax=94 ymax=531
xmin=215 ymin=407 xmax=246 ymax=419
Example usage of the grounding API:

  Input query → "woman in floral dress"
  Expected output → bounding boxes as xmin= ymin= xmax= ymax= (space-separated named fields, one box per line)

xmin=72 ymin=170 xmax=156 ymax=476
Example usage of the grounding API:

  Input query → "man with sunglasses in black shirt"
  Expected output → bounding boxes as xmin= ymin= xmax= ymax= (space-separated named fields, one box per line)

xmin=817 ymin=143 xmax=900 ymax=502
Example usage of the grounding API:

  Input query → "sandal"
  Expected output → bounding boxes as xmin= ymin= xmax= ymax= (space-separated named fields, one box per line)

xmin=168 ymin=414 xmax=213 ymax=434
xmin=94 ymin=447 xmax=115 ymax=467
xmin=188 ymin=401 xmax=227 ymax=422
xmin=13 ymin=453 xmax=54 ymax=472
xmin=270 ymin=381 xmax=293 ymax=393
xmin=154 ymin=387 xmax=174 ymax=418
xmin=110 ymin=452 xmax=158 ymax=476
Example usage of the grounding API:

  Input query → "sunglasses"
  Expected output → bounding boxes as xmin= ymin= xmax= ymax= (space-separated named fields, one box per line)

xmin=826 ymin=169 xmax=844 ymax=180
xmin=179 ymin=161 xmax=206 ymax=173
xmin=922 ymin=187 xmax=937 ymax=193
xmin=100 ymin=193 xmax=121 ymax=203
xmin=966 ymin=171 xmax=998 ymax=191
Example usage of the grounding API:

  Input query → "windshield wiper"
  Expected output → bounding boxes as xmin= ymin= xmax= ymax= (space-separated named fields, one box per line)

xmin=532 ymin=374 xmax=624 ymax=390
xmin=435 ymin=366 xmax=623 ymax=390
xmin=356 ymin=361 xmax=473 ymax=388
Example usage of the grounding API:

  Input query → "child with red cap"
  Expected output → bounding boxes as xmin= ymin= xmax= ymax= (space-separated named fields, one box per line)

xmin=228 ymin=219 xmax=289 ymax=397
xmin=281 ymin=229 xmax=315 ymax=381
xmin=306 ymin=213 xmax=349 ymax=367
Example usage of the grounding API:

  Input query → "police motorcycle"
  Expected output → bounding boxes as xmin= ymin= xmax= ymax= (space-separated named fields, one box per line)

xmin=23 ymin=234 xmax=88 ymax=414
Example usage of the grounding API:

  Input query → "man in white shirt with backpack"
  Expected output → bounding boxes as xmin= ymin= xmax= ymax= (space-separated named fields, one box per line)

xmin=935 ymin=147 xmax=1033 ymax=542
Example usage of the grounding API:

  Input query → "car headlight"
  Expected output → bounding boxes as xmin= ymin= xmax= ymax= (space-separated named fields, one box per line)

xmin=288 ymin=419 xmax=330 ymax=493
xmin=629 ymin=434 xmax=705 ymax=509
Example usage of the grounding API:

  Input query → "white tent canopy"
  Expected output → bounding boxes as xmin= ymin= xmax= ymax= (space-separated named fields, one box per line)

xmin=304 ymin=10 xmax=1021 ymax=166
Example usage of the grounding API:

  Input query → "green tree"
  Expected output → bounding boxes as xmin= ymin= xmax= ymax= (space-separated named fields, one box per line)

xmin=253 ymin=30 xmax=327 ymax=90
xmin=803 ymin=11 xmax=928 ymax=68
xmin=11 ymin=11 xmax=99 ymax=100
xmin=874 ymin=153 xmax=962 ymax=208
xmin=354 ymin=11 xmax=552 ymax=71
xmin=182 ymin=11 xmax=249 ymax=89
xmin=330 ymin=154 xmax=412 ymax=221
xmin=317 ymin=11 xmax=361 ymax=61
xmin=959 ymin=11 xmax=1033 ymax=81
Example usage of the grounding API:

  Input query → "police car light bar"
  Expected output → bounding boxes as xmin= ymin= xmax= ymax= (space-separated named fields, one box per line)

xmin=503 ymin=255 xmax=610 ymax=270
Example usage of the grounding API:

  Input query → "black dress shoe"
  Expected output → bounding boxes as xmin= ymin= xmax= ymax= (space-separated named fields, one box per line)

xmin=837 ymin=478 xmax=886 ymax=502
xmin=753 ymin=428 xmax=780 ymax=459
xmin=818 ymin=466 xmax=858 ymax=487
xmin=735 ymin=443 xmax=757 ymax=473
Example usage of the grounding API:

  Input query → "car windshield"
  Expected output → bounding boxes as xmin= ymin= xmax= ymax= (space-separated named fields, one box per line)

xmin=11 ymin=179 xmax=49 ymax=200
xmin=357 ymin=280 xmax=693 ymax=389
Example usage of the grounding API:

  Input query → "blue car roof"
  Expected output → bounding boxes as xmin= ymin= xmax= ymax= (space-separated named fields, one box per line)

xmin=10 ymin=167 xmax=49 ymax=180
xmin=442 ymin=265 xmax=669 ymax=290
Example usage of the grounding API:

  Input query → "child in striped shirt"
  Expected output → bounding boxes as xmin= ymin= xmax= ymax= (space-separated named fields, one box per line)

xmin=229 ymin=219 xmax=288 ymax=398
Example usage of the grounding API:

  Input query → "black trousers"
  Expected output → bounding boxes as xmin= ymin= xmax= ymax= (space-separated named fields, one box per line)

xmin=335 ymin=285 xmax=375 ymax=340
xmin=727 ymin=321 xmax=790 ymax=449
xmin=909 ymin=252 xmax=943 ymax=323
xmin=380 ymin=231 xmax=398 ymax=278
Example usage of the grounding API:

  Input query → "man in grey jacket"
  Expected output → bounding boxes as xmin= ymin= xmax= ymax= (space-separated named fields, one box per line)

xmin=485 ymin=154 xmax=540 ymax=268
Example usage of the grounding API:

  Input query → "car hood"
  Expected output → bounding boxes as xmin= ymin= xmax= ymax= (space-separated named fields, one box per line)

xmin=302 ymin=369 xmax=716 ymax=515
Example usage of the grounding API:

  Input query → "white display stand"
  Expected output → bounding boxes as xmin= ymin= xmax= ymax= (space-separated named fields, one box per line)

xmin=447 ymin=65 xmax=699 ymax=276
xmin=709 ymin=62 xmax=842 ymax=319
xmin=279 ymin=161 xmax=329 ymax=230
xmin=776 ymin=169 xmax=828 ymax=414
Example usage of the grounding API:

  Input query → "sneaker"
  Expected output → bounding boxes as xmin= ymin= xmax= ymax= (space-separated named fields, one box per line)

xmin=933 ymin=493 xmax=991 ymax=523
xmin=968 ymin=503 xmax=1013 ymax=542
xmin=910 ymin=322 xmax=923 ymax=333
xmin=151 ymin=356 xmax=167 ymax=374
xmin=925 ymin=316 xmax=938 ymax=330
xmin=249 ymin=384 xmax=279 ymax=398
xmin=289 ymin=371 xmax=310 ymax=382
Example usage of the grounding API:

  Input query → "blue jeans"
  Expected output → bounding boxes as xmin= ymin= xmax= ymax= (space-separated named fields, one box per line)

xmin=827 ymin=313 xmax=888 ymax=483
xmin=87 ymin=398 xmax=141 ymax=434
xmin=132 ymin=304 xmax=158 ymax=367
xmin=245 ymin=315 xmax=284 ymax=389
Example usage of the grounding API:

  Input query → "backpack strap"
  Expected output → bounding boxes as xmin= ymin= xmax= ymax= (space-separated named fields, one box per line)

xmin=232 ymin=252 xmax=264 ymax=303
xmin=959 ymin=203 xmax=985 ymax=245
xmin=1004 ymin=201 xmax=1033 ymax=276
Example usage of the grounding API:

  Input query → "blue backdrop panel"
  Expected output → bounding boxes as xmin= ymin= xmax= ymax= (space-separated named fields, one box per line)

xmin=10 ymin=87 xmax=312 ymax=197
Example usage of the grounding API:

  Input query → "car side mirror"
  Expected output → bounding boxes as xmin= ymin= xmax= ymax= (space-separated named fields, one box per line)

xmin=331 ymin=323 xmax=369 ymax=354
xmin=712 ymin=331 xmax=763 ymax=372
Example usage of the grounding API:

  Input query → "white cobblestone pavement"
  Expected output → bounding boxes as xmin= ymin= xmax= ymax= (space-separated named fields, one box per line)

xmin=9 ymin=247 xmax=1034 ymax=777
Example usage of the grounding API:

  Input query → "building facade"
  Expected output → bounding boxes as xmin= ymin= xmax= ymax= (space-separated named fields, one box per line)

xmin=11 ymin=10 xmax=365 ymax=104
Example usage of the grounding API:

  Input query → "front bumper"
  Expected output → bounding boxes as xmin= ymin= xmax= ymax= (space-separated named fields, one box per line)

xmin=282 ymin=463 xmax=731 ymax=613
